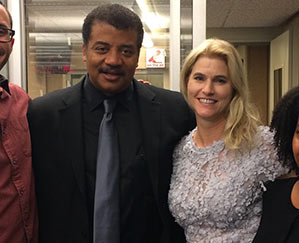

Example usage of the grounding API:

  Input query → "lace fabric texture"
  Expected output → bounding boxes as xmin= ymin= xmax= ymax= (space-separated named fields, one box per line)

xmin=168 ymin=126 xmax=289 ymax=243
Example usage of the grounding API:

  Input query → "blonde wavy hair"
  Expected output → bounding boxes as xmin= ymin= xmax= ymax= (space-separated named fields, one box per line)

xmin=181 ymin=38 xmax=261 ymax=150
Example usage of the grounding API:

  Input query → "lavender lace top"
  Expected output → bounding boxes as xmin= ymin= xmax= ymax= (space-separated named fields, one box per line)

xmin=168 ymin=126 xmax=288 ymax=243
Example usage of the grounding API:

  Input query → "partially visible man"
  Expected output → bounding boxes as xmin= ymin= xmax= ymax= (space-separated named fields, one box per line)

xmin=28 ymin=3 xmax=194 ymax=243
xmin=0 ymin=2 xmax=38 ymax=243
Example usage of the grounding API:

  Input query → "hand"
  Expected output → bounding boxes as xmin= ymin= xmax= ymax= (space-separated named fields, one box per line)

xmin=138 ymin=79 xmax=152 ymax=85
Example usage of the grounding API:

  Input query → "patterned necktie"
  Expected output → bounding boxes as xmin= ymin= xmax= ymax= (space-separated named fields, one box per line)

xmin=94 ymin=98 xmax=120 ymax=243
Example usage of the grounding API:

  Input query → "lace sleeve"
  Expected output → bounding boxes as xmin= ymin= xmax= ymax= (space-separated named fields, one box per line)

xmin=255 ymin=126 xmax=289 ymax=183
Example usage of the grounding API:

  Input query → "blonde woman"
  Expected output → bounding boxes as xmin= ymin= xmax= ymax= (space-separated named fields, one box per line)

xmin=168 ymin=39 xmax=289 ymax=243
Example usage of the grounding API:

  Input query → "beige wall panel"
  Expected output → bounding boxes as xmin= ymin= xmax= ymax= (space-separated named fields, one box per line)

xmin=269 ymin=30 xmax=289 ymax=121
xmin=247 ymin=45 xmax=269 ymax=125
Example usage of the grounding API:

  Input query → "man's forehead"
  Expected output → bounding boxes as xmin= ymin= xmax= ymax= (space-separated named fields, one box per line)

xmin=90 ymin=22 xmax=138 ymax=44
xmin=0 ymin=5 xmax=11 ymax=28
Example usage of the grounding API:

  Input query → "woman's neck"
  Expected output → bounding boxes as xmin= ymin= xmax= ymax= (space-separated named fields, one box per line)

xmin=193 ymin=118 xmax=226 ymax=148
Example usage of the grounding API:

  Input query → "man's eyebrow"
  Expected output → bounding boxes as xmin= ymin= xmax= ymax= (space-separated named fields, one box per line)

xmin=92 ymin=41 xmax=108 ymax=46
xmin=120 ymin=44 xmax=135 ymax=49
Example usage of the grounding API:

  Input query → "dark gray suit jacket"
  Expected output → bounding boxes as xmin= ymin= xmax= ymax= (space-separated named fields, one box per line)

xmin=28 ymin=77 xmax=195 ymax=243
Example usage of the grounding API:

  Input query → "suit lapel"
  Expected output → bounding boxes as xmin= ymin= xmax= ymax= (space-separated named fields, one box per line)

xmin=134 ymin=80 xmax=160 ymax=201
xmin=59 ymin=80 xmax=86 ymax=198
xmin=58 ymin=79 xmax=162 ymax=207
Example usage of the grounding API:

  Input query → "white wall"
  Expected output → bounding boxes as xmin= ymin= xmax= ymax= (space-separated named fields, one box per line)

xmin=290 ymin=15 xmax=299 ymax=87
xmin=7 ymin=0 xmax=25 ymax=89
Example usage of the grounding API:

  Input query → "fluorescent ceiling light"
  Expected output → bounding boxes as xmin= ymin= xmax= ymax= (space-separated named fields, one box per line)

xmin=142 ymin=31 xmax=153 ymax=48
xmin=136 ymin=0 xmax=169 ymax=31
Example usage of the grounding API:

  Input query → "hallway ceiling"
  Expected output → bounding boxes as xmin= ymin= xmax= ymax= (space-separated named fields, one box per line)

xmin=27 ymin=0 xmax=299 ymax=31
xmin=25 ymin=0 xmax=299 ymax=72
xmin=198 ymin=0 xmax=298 ymax=28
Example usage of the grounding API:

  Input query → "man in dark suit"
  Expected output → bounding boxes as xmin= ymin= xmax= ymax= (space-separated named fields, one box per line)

xmin=28 ymin=3 xmax=195 ymax=243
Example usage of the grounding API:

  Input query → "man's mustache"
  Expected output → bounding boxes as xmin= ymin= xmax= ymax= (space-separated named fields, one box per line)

xmin=98 ymin=66 xmax=125 ymax=75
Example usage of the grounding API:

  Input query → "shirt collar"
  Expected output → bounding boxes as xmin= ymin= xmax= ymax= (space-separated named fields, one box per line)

xmin=0 ymin=74 xmax=10 ymax=96
xmin=83 ymin=74 xmax=134 ymax=112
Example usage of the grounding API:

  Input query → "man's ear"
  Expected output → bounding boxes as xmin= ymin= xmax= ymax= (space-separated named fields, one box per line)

xmin=82 ymin=44 xmax=87 ymax=62
xmin=10 ymin=38 xmax=15 ymax=49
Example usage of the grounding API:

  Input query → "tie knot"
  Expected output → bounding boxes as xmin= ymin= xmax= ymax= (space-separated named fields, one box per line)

xmin=103 ymin=98 xmax=116 ymax=114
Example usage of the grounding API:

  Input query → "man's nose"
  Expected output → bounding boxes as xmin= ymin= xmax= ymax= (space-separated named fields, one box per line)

xmin=105 ymin=50 xmax=122 ymax=66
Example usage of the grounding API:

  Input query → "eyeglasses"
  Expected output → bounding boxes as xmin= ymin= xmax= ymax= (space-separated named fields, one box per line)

xmin=0 ymin=27 xmax=15 ymax=43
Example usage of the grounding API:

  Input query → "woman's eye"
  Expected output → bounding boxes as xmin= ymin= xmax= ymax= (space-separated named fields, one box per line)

xmin=218 ymin=78 xmax=227 ymax=84
xmin=194 ymin=75 xmax=204 ymax=81
xmin=214 ymin=76 xmax=227 ymax=84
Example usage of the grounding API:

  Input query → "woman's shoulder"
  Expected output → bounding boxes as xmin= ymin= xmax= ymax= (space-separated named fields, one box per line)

xmin=256 ymin=125 xmax=274 ymax=142
xmin=245 ymin=125 xmax=275 ymax=152
xmin=173 ymin=127 xmax=225 ymax=163
xmin=242 ymin=125 xmax=289 ymax=181
xmin=173 ymin=129 xmax=195 ymax=157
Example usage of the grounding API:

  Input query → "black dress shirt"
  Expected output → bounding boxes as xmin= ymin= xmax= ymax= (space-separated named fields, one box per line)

xmin=253 ymin=177 xmax=299 ymax=243
xmin=82 ymin=77 xmax=161 ymax=243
